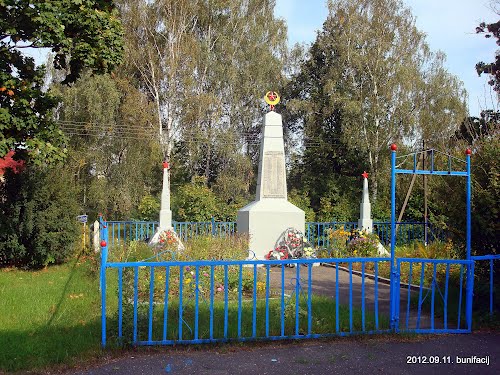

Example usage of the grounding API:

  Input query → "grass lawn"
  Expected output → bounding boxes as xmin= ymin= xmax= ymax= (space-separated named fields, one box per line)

xmin=0 ymin=253 xmax=392 ymax=373
xmin=0 ymin=254 xmax=112 ymax=372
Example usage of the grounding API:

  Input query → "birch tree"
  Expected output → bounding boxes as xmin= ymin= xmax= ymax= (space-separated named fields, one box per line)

xmin=118 ymin=0 xmax=198 ymax=159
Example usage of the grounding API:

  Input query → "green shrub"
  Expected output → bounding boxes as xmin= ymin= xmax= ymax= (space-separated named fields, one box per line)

xmin=0 ymin=166 xmax=80 ymax=268
xmin=137 ymin=194 xmax=160 ymax=221
xmin=172 ymin=178 xmax=219 ymax=221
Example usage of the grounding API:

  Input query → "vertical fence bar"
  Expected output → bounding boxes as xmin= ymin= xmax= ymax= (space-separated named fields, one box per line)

xmin=444 ymin=264 xmax=450 ymax=330
xmin=210 ymin=265 xmax=214 ymax=340
xmin=148 ymin=267 xmax=155 ymax=343
xmin=295 ymin=265 xmax=300 ymax=335
xmin=349 ymin=262 xmax=353 ymax=333
xmin=416 ymin=262 xmax=425 ymax=329
xmin=431 ymin=264 xmax=436 ymax=331
xmin=266 ymin=264 xmax=270 ymax=337
xmin=406 ymin=262 xmax=413 ymax=330
xmin=118 ymin=267 xmax=123 ymax=339
xmin=100 ymin=222 xmax=109 ymax=347
xmin=335 ymin=261 xmax=340 ymax=333
xmin=361 ymin=261 xmax=365 ymax=332
xmin=491 ymin=259 xmax=494 ymax=315
xmin=307 ymin=264 xmax=312 ymax=335
xmin=457 ymin=264 xmax=463 ymax=330
xmin=133 ymin=267 xmax=139 ymax=343
xmin=466 ymin=262 xmax=475 ymax=331
xmin=163 ymin=266 xmax=170 ymax=342
xmin=465 ymin=151 xmax=471 ymax=261
xmin=390 ymin=145 xmax=397 ymax=331
xmin=281 ymin=264 xmax=285 ymax=337
xmin=238 ymin=264 xmax=242 ymax=338
xmin=179 ymin=266 xmax=183 ymax=341
xmin=253 ymin=264 xmax=257 ymax=338
xmin=224 ymin=265 xmax=229 ymax=339
xmin=374 ymin=262 xmax=379 ymax=330
xmin=195 ymin=266 xmax=199 ymax=340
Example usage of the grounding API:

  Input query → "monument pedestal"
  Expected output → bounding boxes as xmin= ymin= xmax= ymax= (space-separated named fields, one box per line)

xmin=238 ymin=200 xmax=304 ymax=259
xmin=237 ymin=110 xmax=305 ymax=259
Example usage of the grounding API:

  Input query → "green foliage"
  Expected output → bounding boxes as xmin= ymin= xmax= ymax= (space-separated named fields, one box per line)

xmin=173 ymin=177 xmax=219 ymax=222
xmin=288 ymin=189 xmax=315 ymax=221
xmin=316 ymin=193 xmax=356 ymax=222
xmin=0 ymin=0 xmax=124 ymax=163
xmin=470 ymin=136 xmax=499 ymax=254
xmin=137 ymin=194 xmax=160 ymax=221
xmin=0 ymin=166 xmax=80 ymax=269
xmin=475 ymin=19 xmax=500 ymax=94
xmin=56 ymin=72 xmax=161 ymax=220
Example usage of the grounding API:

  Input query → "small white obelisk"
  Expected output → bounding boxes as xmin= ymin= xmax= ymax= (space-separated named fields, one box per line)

xmin=358 ymin=171 xmax=373 ymax=233
xmin=149 ymin=161 xmax=172 ymax=244
xmin=159 ymin=161 xmax=172 ymax=229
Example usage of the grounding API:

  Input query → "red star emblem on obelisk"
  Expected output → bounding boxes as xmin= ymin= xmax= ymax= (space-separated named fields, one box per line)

xmin=361 ymin=171 xmax=369 ymax=179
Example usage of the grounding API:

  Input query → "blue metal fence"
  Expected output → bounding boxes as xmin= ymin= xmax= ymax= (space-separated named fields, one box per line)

xmin=471 ymin=254 xmax=500 ymax=316
xmin=393 ymin=258 xmax=474 ymax=333
xmin=99 ymin=218 xmax=481 ymax=348
xmin=305 ymin=221 xmax=443 ymax=248
xmin=104 ymin=219 xmax=440 ymax=247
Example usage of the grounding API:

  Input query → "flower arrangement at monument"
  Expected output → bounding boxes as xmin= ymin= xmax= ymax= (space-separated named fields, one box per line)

xmin=156 ymin=228 xmax=184 ymax=252
xmin=266 ymin=227 xmax=316 ymax=260
xmin=265 ymin=245 xmax=289 ymax=260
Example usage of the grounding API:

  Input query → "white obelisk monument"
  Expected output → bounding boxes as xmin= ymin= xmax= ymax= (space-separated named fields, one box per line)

xmin=237 ymin=92 xmax=305 ymax=259
xmin=357 ymin=171 xmax=373 ymax=233
xmin=149 ymin=161 xmax=172 ymax=244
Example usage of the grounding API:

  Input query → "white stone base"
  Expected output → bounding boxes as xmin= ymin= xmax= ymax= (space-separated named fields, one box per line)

xmin=377 ymin=242 xmax=390 ymax=256
xmin=357 ymin=218 xmax=373 ymax=233
xmin=237 ymin=199 xmax=305 ymax=260
xmin=159 ymin=209 xmax=172 ymax=230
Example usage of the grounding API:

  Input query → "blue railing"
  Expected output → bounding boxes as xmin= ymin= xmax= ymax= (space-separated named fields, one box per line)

xmin=99 ymin=217 xmax=482 ymax=347
xmin=394 ymin=258 xmax=474 ymax=333
xmin=175 ymin=219 xmax=235 ymax=242
xmin=101 ymin=256 xmax=396 ymax=347
xmin=305 ymin=221 xmax=444 ymax=248
xmin=104 ymin=219 xmax=441 ymax=247
xmin=471 ymin=254 xmax=500 ymax=316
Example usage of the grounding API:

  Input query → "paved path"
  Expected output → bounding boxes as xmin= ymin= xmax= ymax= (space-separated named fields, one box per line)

xmin=58 ymin=331 xmax=500 ymax=375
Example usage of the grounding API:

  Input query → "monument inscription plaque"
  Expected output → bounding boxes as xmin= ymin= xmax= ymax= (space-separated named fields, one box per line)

xmin=263 ymin=151 xmax=285 ymax=198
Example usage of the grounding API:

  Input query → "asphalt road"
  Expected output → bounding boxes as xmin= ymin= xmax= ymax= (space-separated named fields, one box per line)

xmin=57 ymin=331 xmax=500 ymax=375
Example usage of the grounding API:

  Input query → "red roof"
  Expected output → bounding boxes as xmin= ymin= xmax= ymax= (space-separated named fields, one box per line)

xmin=0 ymin=150 xmax=25 ymax=175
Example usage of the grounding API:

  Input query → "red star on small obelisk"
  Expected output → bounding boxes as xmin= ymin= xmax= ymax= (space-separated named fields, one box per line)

xmin=361 ymin=171 xmax=369 ymax=179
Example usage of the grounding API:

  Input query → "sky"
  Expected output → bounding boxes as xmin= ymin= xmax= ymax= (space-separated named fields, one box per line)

xmin=274 ymin=0 xmax=499 ymax=117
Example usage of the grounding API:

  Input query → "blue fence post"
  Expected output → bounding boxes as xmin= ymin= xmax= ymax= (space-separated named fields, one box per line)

xmin=390 ymin=144 xmax=397 ymax=331
xmin=100 ymin=216 xmax=109 ymax=348
xmin=211 ymin=216 xmax=216 ymax=237
xmin=465 ymin=149 xmax=472 ymax=261
xmin=465 ymin=149 xmax=473 ymax=331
